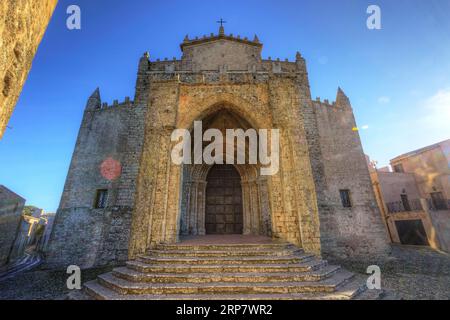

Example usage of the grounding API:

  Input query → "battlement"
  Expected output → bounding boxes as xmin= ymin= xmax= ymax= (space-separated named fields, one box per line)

xmin=85 ymin=88 xmax=134 ymax=111
xmin=139 ymin=55 xmax=302 ymax=75
xmin=313 ymin=87 xmax=352 ymax=109
xmin=180 ymin=27 xmax=262 ymax=52
xmin=261 ymin=59 xmax=298 ymax=73
xmin=136 ymin=26 xmax=305 ymax=76
xmin=148 ymin=59 xmax=182 ymax=72
xmin=314 ymin=97 xmax=334 ymax=106
xmin=98 ymin=97 xmax=134 ymax=110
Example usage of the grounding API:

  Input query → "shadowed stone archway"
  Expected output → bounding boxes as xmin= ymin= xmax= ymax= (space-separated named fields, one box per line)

xmin=178 ymin=107 xmax=273 ymax=237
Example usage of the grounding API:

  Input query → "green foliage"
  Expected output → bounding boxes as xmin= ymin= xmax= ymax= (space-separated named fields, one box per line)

xmin=22 ymin=206 xmax=34 ymax=216
xmin=35 ymin=224 xmax=45 ymax=238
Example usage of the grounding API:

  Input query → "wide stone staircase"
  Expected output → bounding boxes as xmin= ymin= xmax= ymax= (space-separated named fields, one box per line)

xmin=79 ymin=242 xmax=378 ymax=300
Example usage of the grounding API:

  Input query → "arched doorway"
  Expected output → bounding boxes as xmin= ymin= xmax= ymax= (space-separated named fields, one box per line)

xmin=178 ymin=106 xmax=273 ymax=238
xmin=205 ymin=165 xmax=243 ymax=234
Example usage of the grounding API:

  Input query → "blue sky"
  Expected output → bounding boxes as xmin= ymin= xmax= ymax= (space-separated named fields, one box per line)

xmin=1 ymin=0 xmax=450 ymax=212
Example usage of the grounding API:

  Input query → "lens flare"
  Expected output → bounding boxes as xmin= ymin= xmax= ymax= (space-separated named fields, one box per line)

xmin=100 ymin=157 xmax=122 ymax=181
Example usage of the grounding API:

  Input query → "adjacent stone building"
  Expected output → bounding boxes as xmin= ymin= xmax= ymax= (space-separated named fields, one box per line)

xmin=0 ymin=185 xmax=25 ymax=266
xmin=368 ymin=140 xmax=450 ymax=252
xmin=37 ymin=212 xmax=56 ymax=252
xmin=8 ymin=207 xmax=49 ymax=262
xmin=0 ymin=0 xmax=58 ymax=139
xmin=390 ymin=139 xmax=450 ymax=206
xmin=46 ymin=26 xmax=390 ymax=269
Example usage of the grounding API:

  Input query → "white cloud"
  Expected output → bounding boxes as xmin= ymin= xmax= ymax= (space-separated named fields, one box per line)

xmin=422 ymin=88 xmax=450 ymax=131
xmin=377 ymin=96 xmax=390 ymax=104
xmin=361 ymin=125 xmax=369 ymax=130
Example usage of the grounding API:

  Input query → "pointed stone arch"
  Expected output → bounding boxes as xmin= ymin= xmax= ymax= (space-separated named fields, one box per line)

xmin=177 ymin=92 xmax=272 ymax=131
xmin=178 ymin=105 xmax=273 ymax=237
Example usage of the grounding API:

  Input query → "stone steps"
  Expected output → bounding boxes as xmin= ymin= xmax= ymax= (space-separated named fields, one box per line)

xmin=146 ymin=248 xmax=300 ymax=257
xmin=136 ymin=254 xmax=313 ymax=265
xmin=112 ymin=265 xmax=341 ymax=283
xmin=95 ymin=269 xmax=355 ymax=295
xmin=156 ymin=243 xmax=291 ymax=251
xmin=83 ymin=277 xmax=365 ymax=300
xmin=126 ymin=258 xmax=326 ymax=274
xmin=80 ymin=242 xmax=371 ymax=300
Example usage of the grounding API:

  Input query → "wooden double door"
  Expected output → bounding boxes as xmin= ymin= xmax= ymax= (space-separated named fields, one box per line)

xmin=205 ymin=165 xmax=243 ymax=234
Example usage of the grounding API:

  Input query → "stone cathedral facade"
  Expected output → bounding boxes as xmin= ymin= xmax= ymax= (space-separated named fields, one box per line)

xmin=45 ymin=26 xmax=389 ymax=269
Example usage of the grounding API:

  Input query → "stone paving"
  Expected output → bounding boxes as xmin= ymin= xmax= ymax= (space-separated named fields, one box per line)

xmin=0 ymin=245 xmax=448 ymax=300
xmin=333 ymin=245 xmax=450 ymax=300
xmin=0 ymin=266 xmax=113 ymax=300
xmin=381 ymin=245 xmax=450 ymax=300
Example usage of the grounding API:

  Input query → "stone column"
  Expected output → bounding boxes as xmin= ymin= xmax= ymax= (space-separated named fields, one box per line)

xmin=188 ymin=181 xmax=199 ymax=235
xmin=241 ymin=180 xmax=252 ymax=235
xmin=129 ymin=126 xmax=174 ymax=257
xmin=257 ymin=179 xmax=272 ymax=236
xmin=248 ymin=180 xmax=260 ymax=235
xmin=163 ymin=156 xmax=182 ymax=243
xmin=197 ymin=180 xmax=207 ymax=235
xmin=180 ymin=180 xmax=191 ymax=236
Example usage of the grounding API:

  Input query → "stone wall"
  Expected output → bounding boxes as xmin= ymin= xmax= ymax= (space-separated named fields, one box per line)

xmin=44 ymin=207 xmax=132 ymax=269
xmin=45 ymin=89 xmax=146 ymax=269
xmin=8 ymin=216 xmax=31 ymax=262
xmin=373 ymin=171 xmax=421 ymax=204
xmin=390 ymin=140 xmax=450 ymax=200
xmin=0 ymin=0 xmax=58 ymax=138
xmin=181 ymin=36 xmax=262 ymax=72
xmin=313 ymin=96 xmax=390 ymax=262
xmin=0 ymin=186 xmax=25 ymax=266
xmin=430 ymin=210 xmax=450 ymax=252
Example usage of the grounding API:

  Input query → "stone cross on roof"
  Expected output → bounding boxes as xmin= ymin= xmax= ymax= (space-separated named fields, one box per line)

xmin=216 ymin=18 xmax=226 ymax=35
xmin=216 ymin=18 xmax=226 ymax=27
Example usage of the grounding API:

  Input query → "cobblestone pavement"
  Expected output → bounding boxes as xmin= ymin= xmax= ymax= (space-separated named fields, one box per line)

xmin=0 ymin=245 xmax=448 ymax=300
xmin=335 ymin=245 xmax=450 ymax=300
xmin=0 ymin=266 xmax=113 ymax=300
xmin=381 ymin=245 xmax=450 ymax=300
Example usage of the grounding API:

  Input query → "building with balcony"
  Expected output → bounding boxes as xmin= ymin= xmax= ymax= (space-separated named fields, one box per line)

xmin=368 ymin=139 xmax=450 ymax=252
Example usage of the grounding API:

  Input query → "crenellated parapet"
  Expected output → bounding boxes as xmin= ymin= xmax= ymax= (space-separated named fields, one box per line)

xmin=135 ymin=25 xmax=307 ymax=79
xmin=313 ymin=97 xmax=333 ymax=107
xmin=98 ymin=96 xmax=134 ymax=110
xmin=133 ymin=55 xmax=306 ymax=88
xmin=138 ymin=55 xmax=303 ymax=74
xmin=312 ymin=87 xmax=353 ymax=110
xmin=131 ymin=24 xmax=310 ymax=92
xmin=180 ymin=30 xmax=262 ymax=51
xmin=85 ymin=88 xmax=134 ymax=112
